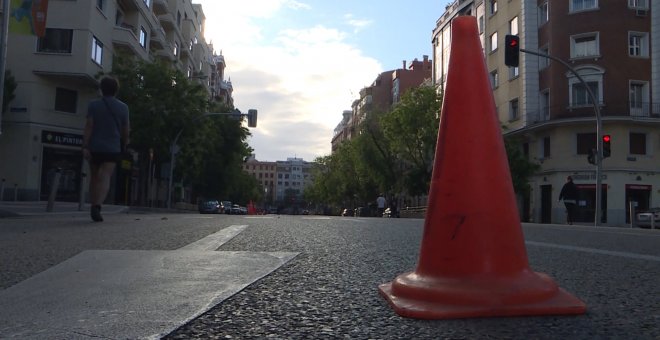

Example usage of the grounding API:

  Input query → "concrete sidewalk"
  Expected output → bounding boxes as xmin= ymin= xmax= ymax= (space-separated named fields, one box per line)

xmin=0 ymin=201 xmax=130 ymax=218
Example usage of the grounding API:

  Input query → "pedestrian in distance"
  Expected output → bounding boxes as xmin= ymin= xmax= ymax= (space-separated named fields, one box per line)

xmin=82 ymin=76 xmax=130 ymax=222
xmin=377 ymin=194 xmax=387 ymax=217
xmin=558 ymin=176 xmax=578 ymax=225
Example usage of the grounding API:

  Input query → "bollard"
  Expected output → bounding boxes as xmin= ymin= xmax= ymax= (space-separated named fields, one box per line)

xmin=0 ymin=178 xmax=5 ymax=201
xmin=78 ymin=172 xmax=87 ymax=211
xmin=46 ymin=168 xmax=62 ymax=212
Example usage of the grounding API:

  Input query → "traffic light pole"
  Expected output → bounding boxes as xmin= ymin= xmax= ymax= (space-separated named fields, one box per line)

xmin=520 ymin=48 xmax=603 ymax=226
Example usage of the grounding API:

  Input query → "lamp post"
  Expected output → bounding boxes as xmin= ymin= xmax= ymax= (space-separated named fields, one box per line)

xmin=167 ymin=109 xmax=258 ymax=209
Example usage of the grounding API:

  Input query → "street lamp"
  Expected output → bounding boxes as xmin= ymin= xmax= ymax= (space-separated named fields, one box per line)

xmin=167 ymin=109 xmax=258 ymax=209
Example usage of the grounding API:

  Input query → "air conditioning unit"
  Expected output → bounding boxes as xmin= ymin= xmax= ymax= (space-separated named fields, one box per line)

xmin=636 ymin=9 xmax=648 ymax=17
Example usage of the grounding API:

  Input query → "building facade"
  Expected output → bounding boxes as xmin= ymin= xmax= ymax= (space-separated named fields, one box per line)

xmin=331 ymin=56 xmax=433 ymax=152
xmin=0 ymin=0 xmax=229 ymax=203
xmin=433 ymin=0 xmax=660 ymax=225
xmin=243 ymin=155 xmax=277 ymax=205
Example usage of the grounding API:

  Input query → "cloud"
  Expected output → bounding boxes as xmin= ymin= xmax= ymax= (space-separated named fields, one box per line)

xmin=193 ymin=0 xmax=382 ymax=162
xmin=343 ymin=14 xmax=373 ymax=33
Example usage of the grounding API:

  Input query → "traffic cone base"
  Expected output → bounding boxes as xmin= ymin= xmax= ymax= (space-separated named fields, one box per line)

xmin=379 ymin=270 xmax=586 ymax=319
xmin=378 ymin=16 xmax=586 ymax=319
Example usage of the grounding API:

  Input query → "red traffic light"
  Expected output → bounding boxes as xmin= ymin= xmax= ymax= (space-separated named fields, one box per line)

xmin=509 ymin=39 xmax=518 ymax=47
xmin=603 ymin=135 xmax=611 ymax=142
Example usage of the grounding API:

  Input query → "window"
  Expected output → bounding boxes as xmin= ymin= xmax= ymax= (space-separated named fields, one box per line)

xmin=540 ymin=90 xmax=550 ymax=120
xmin=37 ymin=29 xmax=73 ymax=53
xmin=628 ymin=0 xmax=647 ymax=9
xmin=572 ymin=81 xmax=599 ymax=106
xmin=571 ymin=33 xmax=599 ymax=58
xmin=143 ymin=0 xmax=151 ymax=7
xmin=508 ymin=18 xmax=520 ymax=78
xmin=55 ymin=88 xmax=77 ymax=113
xmin=91 ymin=36 xmax=103 ymax=65
xmin=97 ymin=0 xmax=104 ymax=10
xmin=489 ymin=32 xmax=498 ymax=53
xmin=629 ymin=81 xmax=649 ymax=116
xmin=509 ymin=98 xmax=519 ymax=121
xmin=570 ymin=0 xmax=598 ymax=12
xmin=139 ymin=27 xmax=147 ymax=48
xmin=490 ymin=0 xmax=498 ymax=15
xmin=173 ymin=41 xmax=179 ymax=56
xmin=177 ymin=11 xmax=182 ymax=26
xmin=478 ymin=15 xmax=484 ymax=33
xmin=509 ymin=17 xmax=518 ymax=36
xmin=543 ymin=137 xmax=551 ymax=158
xmin=490 ymin=70 xmax=499 ymax=88
xmin=576 ymin=133 xmax=596 ymax=155
xmin=567 ymin=70 xmax=603 ymax=107
xmin=509 ymin=66 xmax=519 ymax=79
xmin=539 ymin=2 xmax=549 ymax=25
xmin=629 ymin=133 xmax=646 ymax=155
xmin=628 ymin=32 xmax=649 ymax=57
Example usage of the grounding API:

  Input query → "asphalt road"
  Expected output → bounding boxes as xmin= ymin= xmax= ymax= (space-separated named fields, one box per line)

xmin=1 ymin=212 xmax=659 ymax=339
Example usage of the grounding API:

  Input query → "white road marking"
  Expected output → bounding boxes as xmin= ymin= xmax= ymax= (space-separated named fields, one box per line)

xmin=0 ymin=225 xmax=298 ymax=339
xmin=526 ymin=241 xmax=660 ymax=262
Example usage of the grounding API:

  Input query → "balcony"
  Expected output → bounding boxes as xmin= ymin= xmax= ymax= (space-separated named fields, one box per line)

xmin=523 ymin=102 xmax=660 ymax=129
xmin=149 ymin=27 xmax=166 ymax=50
xmin=112 ymin=25 xmax=149 ymax=61
xmin=152 ymin=0 xmax=168 ymax=15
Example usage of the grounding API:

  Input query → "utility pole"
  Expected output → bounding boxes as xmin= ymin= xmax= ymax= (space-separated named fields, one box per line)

xmin=0 ymin=0 xmax=10 ymax=135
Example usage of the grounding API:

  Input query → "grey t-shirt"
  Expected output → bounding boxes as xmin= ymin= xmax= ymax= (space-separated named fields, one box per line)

xmin=86 ymin=96 xmax=129 ymax=153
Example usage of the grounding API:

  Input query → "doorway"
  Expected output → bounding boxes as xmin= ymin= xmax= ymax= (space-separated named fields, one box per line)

xmin=540 ymin=185 xmax=552 ymax=223
xmin=625 ymin=184 xmax=651 ymax=223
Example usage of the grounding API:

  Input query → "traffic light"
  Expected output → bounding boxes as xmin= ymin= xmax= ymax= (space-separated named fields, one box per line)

xmin=602 ymin=134 xmax=611 ymax=158
xmin=504 ymin=35 xmax=520 ymax=67
xmin=247 ymin=109 xmax=258 ymax=128
xmin=587 ymin=148 xmax=596 ymax=165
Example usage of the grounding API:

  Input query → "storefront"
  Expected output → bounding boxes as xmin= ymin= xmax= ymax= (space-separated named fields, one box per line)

xmin=40 ymin=131 xmax=84 ymax=202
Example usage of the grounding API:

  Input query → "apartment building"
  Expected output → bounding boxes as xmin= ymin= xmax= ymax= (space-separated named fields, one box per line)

xmin=243 ymin=155 xmax=277 ymax=204
xmin=331 ymin=56 xmax=432 ymax=152
xmin=433 ymin=0 xmax=660 ymax=225
xmin=274 ymin=157 xmax=314 ymax=202
xmin=0 ymin=0 xmax=227 ymax=203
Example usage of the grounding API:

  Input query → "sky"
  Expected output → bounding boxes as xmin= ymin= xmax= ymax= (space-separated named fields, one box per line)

xmin=192 ymin=0 xmax=452 ymax=162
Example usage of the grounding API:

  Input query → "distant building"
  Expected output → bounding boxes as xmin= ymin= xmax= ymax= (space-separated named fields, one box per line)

xmin=243 ymin=155 xmax=277 ymax=204
xmin=275 ymin=157 xmax=314 ymax=202
xmin=331 ymin=55 xmax=432 ymax=152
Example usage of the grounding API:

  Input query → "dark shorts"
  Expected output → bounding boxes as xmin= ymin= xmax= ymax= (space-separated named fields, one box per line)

xmin=90 ymin=152 xmax=121 ymax=166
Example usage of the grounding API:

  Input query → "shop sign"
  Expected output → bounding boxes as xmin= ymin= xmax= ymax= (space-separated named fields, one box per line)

xmin=42 ymin=130 xmax=83 ymax=147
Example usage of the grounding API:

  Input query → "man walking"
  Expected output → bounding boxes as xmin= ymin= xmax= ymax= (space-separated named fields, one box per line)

xmin=82 ymin=77 xmax=130 ymax=222
xmin=377 ymin=194 xmax=386 ymax=217
xmin=558 ymin=176 xmax=578 ymax=225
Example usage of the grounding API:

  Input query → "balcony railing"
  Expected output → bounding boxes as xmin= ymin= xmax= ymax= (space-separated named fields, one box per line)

xmin=525 ymin=102 xmax=660 ymax=126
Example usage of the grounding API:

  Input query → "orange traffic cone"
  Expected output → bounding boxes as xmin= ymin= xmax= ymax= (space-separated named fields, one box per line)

xmin=378 ymin=16 xmax=586 ymax=319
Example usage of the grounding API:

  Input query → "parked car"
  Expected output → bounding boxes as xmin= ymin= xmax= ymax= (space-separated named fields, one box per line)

xmin=198 ymin=200 xmax=220 ymax=214
xmin=636 ymin=207 xmax=660 ymax=228
xmin=341 ymin=208 xmax=353 ymax=217
xmin=220 ymin=201 xmax=232 ymax=214
xmin=239 ymin=206 xmax=248 ymax=215
xmin=230 ymin=204 xmax=242 ymax=215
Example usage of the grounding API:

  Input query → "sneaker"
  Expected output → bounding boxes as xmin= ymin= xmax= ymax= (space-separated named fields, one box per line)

xmin=91 ymin=205 xmax=103 ymax=222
